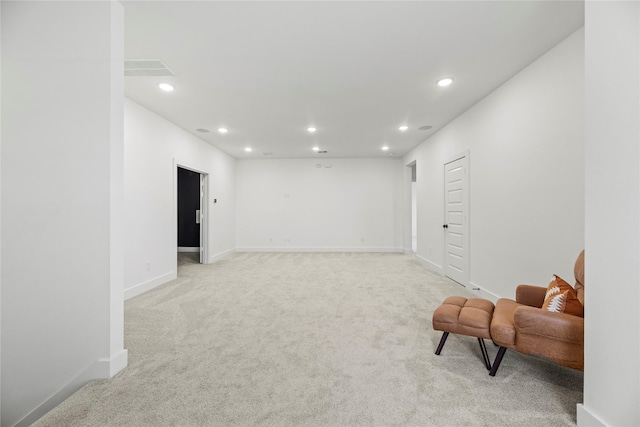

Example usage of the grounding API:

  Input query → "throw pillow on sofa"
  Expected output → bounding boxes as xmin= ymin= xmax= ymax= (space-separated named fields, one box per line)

xmin=541 ymin=274 xmax=584 ymax=316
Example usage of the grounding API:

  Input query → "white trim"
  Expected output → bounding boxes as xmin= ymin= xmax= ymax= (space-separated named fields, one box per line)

xmin=124 ymin=251 xmax=235 ymax=301
xmin=236 ymin=247 xmax=404 ymax=253
xmin=177 ymin=247 xmax=199 ymax=253
xmin=92 ymin=349 xmax=128 ymax=378
xmin=198 ymin=173 xmax=209 ymax=264
xmin=577 ymin=404 xmax=607 ymax=427
xmin=415 ymin=254 xmax=443 ymax=275
xmin=468 ymin=281 xmax=500 ymax=303
xmin=103 ymin=349 xmax=128 ymax=378
xmin=404 ymin=160 xmax=417 ymax=255
xmin=12 ymin=350 xmax=128 ymax=427
xmin=124 ymin=271 xmax=176 ymax=300
xmin=14 ymin=368 xmax=93 ymax=427
xmin=208 ymin=248 xmax=236 ymax=264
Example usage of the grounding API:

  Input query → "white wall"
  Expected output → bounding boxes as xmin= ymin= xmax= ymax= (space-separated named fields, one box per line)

xmin=404 ymin=28 xmax=585 ymax=299
xmin=579 ymin=2 xmax=640 ymax=426
xmin=123 ymin=98 xmax=236 ymax=299
xmin=0 ymin=2 xmax=3 ymax=423
xmin=1 ymin=2 xmax=126 ymax=426
xmin=236 ymin=158 xmax=403 ymax=251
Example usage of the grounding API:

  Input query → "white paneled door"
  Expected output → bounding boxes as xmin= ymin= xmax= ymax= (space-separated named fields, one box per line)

xmin=444 ymin=155 xmax=469 ymax=286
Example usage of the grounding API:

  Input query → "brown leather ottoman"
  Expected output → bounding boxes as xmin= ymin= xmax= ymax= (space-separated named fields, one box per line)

xmin=432 ymin=296 xmax=495 ymax=370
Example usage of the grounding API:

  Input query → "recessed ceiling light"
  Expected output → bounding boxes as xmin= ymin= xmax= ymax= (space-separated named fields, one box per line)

xmin=218 ymin=127 xmax=229 ymax=134
xmin=312 ymin=146 xmax=320 ymax=152
xmin=382 ymin=146 xmax=390 ymax=151
xmin=244 ymin=147 xmax=252 ymax=152
xmin=398 ymin=125 xmax=409 ymax=131
xmin=437 ymin=78 xmax=454 ymax=87
xmin=158 ymin=82 xmax=174 ymax=92
xmin=196 ymin=128 xmax=210 ymax=133
xmin=307 ymin=127 xmax=317 ymax=133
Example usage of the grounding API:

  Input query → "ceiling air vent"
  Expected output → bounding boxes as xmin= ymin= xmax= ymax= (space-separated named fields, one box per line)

xmin=318 ymin=150 xmax=328 ymax=154
xmin=124 ymin=59 xmax=176 ymax=77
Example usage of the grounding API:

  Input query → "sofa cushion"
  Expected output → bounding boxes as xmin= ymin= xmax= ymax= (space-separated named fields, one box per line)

xmin=432 ymin=296 xmax=494 ymax=339
xmin=542 ymin=275 xmax=583 ymax=317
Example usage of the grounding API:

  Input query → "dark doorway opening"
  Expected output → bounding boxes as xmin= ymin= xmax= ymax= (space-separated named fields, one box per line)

xmin=177 ymin=167 xmax=201 ymax=251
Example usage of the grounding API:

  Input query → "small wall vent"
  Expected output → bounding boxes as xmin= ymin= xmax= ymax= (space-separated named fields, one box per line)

xmin=124 ymin=59 xmax=176 ymax=77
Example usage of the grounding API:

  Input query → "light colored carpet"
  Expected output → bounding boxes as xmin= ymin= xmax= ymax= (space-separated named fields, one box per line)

xmin=35 ymin=252 xmax=583 ymax=426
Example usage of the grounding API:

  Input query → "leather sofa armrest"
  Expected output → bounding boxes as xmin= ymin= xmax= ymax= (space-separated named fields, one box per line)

xmin=515 ymin=284 xmax=547 ymax=308
xmin=514 ymin=306 xmax=584 ymax=343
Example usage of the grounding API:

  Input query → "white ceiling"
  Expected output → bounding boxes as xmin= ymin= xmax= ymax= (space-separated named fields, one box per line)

xmin=122 ymin=1 xmax=584 ymax=159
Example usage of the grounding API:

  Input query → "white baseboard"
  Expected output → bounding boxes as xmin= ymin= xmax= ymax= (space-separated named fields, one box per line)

xmin=208 ymin=248 xmax=236 ymax=263
xmin=236 ymin=247 xmax=404 ymax=253
xmin=177 ymin=247 xmax=199 ymax=253
xmin=124 ymin=250 xmax=235 ymax=301
xmin=577 ymin=404 xmax=607 ymax=426
xmin=13 ymin=349 xmax=129 ymax=427
xmin=94 ymin=349 xmax=129 ymax=378
xmin=124 ymin=271 xmax=176 ymax=301
xmin=415 ymin=254 xmax=443 ymax=274
xmin=412 ymin=258 xmax=503 ymax=302
xmin=468 ymin=281 xmax=501 ymax=303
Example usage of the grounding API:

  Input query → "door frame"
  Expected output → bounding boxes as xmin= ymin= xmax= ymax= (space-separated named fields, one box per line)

xmin=198 ymin=173 xmax=209 ymax=264
xmin=404 ymin=160 xmax=417 ymax=254
xmin=173 ymin=160 xmax=209 ymax=265
xmin=443 ymin=150 xmax=470 ymax=287
xmin=408 ymin=161 xmax=417 ymax=254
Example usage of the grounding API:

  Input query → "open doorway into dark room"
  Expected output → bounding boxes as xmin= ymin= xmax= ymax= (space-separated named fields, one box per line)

xmin=177 ymin=167 xmax=202 ymax=263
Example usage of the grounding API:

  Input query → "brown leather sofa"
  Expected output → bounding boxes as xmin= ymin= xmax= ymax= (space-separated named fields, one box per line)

xmin=489 ymin=250 xmax=584 ymax=376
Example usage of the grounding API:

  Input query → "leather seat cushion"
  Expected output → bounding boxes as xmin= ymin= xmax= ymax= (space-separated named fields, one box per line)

xmin=433 ymin=296 xmax=494 ymax=339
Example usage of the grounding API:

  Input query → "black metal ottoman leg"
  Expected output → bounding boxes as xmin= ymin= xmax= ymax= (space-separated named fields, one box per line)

xmin=477 ymin=338 xmax=491 ymax=370
xmin=489 ymin=346 xmax=508 ymax=376
xmin=435 ymin=332 xmax=449 ymax=355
